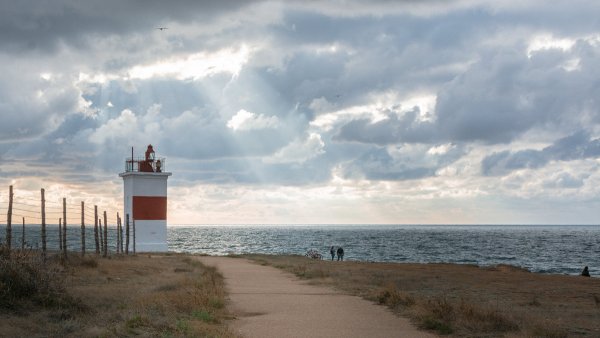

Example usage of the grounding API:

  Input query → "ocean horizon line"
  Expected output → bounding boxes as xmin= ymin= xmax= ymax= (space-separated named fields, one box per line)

xmin=166 ymin=223 xmax=600 ymax=227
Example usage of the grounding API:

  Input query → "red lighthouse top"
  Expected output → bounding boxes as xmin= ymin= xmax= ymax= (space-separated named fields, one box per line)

xmin=125 ymin=145 xmax=165 ymax=173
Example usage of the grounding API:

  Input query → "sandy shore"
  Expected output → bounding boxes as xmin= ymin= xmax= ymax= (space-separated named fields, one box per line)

xmin=199 ymin=256 xmax=435 ymax=338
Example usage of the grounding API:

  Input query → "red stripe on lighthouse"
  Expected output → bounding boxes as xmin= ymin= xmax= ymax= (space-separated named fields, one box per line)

xmin=133 ymin=196 xmax=167 ymax=220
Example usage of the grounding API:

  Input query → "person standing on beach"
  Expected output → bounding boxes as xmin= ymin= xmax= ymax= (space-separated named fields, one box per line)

xmin=330 ymin=246 xmax=335 ymax=261
xmin=337 ymin=247 xmax=344 ymax=261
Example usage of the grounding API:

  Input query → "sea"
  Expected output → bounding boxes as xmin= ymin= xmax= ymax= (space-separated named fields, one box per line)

xmin=2 ymin=224 xmax=599 ymax=276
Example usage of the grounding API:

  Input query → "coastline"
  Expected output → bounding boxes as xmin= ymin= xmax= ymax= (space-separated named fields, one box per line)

xmin=2 ymin=251 xmax=600 ymax=337
xmin=244 ymin=254 xmax=600 ymax=337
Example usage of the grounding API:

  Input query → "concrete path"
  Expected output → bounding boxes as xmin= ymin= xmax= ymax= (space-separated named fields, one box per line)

xmin=197 ymin=256 xmax=436 ymax=338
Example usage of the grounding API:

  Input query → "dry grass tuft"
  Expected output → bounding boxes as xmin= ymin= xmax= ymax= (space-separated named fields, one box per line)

xmin=288 ymin=264 xmax=330 ymax=279
xmin=78 ymin=256 xmax=98 ymax=268
xmin=527 ymin=294 xmax=541 ymax=306
xmin=375 ymin=283 xmax=416 ymax=308
xmin=416 ymin=298 xmax=455 ymax=334
xmin=0 ymin=245 xmax=77 ymax=310
xmin=528 ymin=325 xmax=569 ymax=338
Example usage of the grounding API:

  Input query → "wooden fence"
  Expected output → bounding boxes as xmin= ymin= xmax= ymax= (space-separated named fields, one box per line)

xmin=1 ymin=185 xmax=135 ymax=260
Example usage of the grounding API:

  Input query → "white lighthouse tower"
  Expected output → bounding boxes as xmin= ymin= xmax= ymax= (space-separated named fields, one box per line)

xmin=119 ymin=145 xmax=171 ymax=252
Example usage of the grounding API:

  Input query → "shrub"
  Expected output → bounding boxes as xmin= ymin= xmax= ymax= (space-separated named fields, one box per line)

xmin=0 ymin=247 xmax=69 ymax=309
xmin=79 ymin=256 xmax=98 ymax=268
xmin=375 ymin=284 xmax=416 ymax=308
xmin=192 ymin=310 xmax=214 ymax=323
xmin=126 ymin=315 xmax=147 ymax=329
xmin=416 ymin=297 xmax=519 ymax=336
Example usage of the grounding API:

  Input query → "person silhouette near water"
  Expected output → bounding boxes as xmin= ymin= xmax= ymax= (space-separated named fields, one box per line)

xmin=581 ymin=266 xmax=590 ymax=277
xmin=330 ymin=246 xmax=335 ymax=261
xmin=337 ymin=247 xmax=344 ymax=261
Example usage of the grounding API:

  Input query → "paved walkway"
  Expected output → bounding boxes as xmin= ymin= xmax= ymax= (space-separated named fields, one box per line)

xmin=197 ymin=257 xmax=436 ymax=338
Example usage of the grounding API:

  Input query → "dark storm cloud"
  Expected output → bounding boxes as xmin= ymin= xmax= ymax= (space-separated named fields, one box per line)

xmin=0 ymin=66 xmax=81 ymax=142
xmin=340 ymin=143 xmax=465 ymax=181
xmin=482 ymin=131 xmax=600 ymax=176
xmin=434 ymin=46 xmax=599 ymax=144
xmin=0 ymin=0 xmax=254 ymax=53
xmin=335 ymin=107 xmax=435 ymax=145
xmin=335 ymin=37 xmax=600 ymax=149
xmin=265 ymin=10 xmax=488 ymax=110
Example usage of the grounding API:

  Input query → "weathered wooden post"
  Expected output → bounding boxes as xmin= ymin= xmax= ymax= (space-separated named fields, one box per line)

xmin=115 ymin=213 xmax=120 ymax=254
xmin=99 ymin=218 xmax=104 ymax=253
xmin=21 ymin=217 xmax=25 ymax=250
xmin=6 ymin=185 xmax=13 ymax=252
xmin=103 ymin=211 xmax=108 ymax=257
xmin=133 ymin=219 xmax=136 ymax=254
xmin=94 ymin=206 xmax=99 ymax=255
xmin=125 ymin=214 xmax=130 ymax=255
xmin=119 ymin=216 xmax=124 ymax=253
xmin=41 ymin=188 xmax=46 ymax=260
xmin=62 ymin=198 xmax=67 ymax=257
xmin=58 ymin=218 xmax=63 ymax=251
xmin=81 ymin=201 xmax=85 ymax=256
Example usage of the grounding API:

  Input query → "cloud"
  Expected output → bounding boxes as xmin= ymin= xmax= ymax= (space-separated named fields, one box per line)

xmin=482 ymin=131 xmax=600 ymax=176
xmin=227 ymin=109 xmax=280 ymax=131
xmin=0 ymin=1 xmax=255 ymax=53
xmin=2 ymin=1 xmax=600 ymax=223
xmin=334 ymin=107 xmax=435 ymax=145
xmin=542 ymin=172 xmax=585 ymax=189
xmin=129 ymin=46 xmax=251 ymax=80
xmin=341 ymin=143 xmax=465 ymax=181
xmin=0 ymin=62 xmax=82 ymax=142
xmin=89 ymin=109 xmax=137 ymax=144
xmin=265 ymin=133 xmax=325 ymax=164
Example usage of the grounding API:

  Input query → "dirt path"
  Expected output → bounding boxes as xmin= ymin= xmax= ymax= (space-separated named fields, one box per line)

xmin=198 ymin=256 xmax=436 ymax=338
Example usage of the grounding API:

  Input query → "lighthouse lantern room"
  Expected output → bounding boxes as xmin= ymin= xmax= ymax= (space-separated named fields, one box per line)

xmin=119 ymin=145 xmax=171 ymax=252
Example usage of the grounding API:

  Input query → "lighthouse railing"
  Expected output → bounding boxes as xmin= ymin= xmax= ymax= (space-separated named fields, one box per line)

xmin=124 ymin=157 xmax=166 ymax=173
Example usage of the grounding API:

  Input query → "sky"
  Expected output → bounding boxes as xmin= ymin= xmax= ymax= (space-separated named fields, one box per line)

xmin=1 ymin=0 xmax=600 ymax=225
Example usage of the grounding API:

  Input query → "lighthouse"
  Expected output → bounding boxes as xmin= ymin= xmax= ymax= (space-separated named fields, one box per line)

xmin=119 ymin=145 xmax=171 ymax=252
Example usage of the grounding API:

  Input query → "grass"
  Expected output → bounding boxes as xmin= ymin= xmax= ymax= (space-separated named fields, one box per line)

xmin=0 ymin=245 xmax=78 ymax=311
xmin=0 ymin=250 xmax=234 ymax=337
xmin=246 ymin=254 xmax=600 ymax=337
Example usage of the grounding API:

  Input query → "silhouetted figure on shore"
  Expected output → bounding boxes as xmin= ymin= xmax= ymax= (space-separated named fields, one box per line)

xmin=581 ymin=266 xmax=590 ymax=277
xmin=330 ymin=246 xmax=335 ymax=261
xmin=337 ymin=247 xmax=344 ymax=261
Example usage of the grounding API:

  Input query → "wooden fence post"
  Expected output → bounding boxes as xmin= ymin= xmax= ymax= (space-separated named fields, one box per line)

xmin=119 ymin=217 xmax=123 ymax=254
xmin=99 ymin=218 xmax=103 ymax=253
xmin=117 ymin=212 xmax=123 ymax=253
xmin=21 ymin=217 xmax=25 ymax=250
xmin=103 ymin=211 xmax=108 ymax=257
xmin=6 ymin=185 xmax=13 ymax=252
xmin=59 ymin=218 xmax=63 ymax=251
xmin=81 ymin=201 xmax=85 ymax=256
xmin=94 ymin=206 xmax=99 ymax=255
xmin=62 ymin=198 xmax=67 ymax=257
xmin=125 ymin=214 xmax=130 ymax=255
xmin=41 ymin=188 xmax=46 ymax=261
xmin=133 ymin=219 xmax=136 ymax=254
xmin=115 ymin=213 xmax=120 ymax=254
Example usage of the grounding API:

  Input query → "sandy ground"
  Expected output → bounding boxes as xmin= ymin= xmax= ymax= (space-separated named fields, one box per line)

xmin=198 ymin=256 xmax=436 ymax=338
